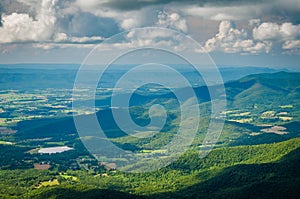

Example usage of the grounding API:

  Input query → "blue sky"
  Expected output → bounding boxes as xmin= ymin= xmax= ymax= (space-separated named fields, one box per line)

xmin=0 ymin=0 xmax=299 ymax=70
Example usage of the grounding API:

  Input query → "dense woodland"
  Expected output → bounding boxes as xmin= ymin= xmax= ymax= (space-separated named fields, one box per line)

xmin=0 ymin=138 xmax=299 ymax=198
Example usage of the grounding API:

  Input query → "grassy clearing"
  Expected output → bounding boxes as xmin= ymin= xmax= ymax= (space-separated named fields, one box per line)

xmin=140 ymin=149 xmax=168 ymax=153
xmin=261 ymin=110 xmax=276 ymax=118
xmin=279 ymin=116 xmax=293 ymax=121
xmin=260 ymin=126 xmax=288 ymax=135
xmin=230 ymin=112 xmax=251 ymax=117
xmin=279 ymin=105 xmax=293 ymax=108
xmin=38 ymin=179 xmax=59 ymax=188
xmin=59 ymin=173 xmax=78 ymax=181
xmin=0 ymin=140 xmax=13 ymax=145
xmin=228 ymin=118 xmax=253 ymax=123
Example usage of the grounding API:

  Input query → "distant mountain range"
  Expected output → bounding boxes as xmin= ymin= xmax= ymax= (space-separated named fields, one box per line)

xmin=0 ymin=64 xmax=287 ymax=90
xmin=15 ymin=71 xmax=300 ymax=148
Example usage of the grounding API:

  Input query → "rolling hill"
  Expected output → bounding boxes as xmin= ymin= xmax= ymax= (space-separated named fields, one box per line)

xmin=4 ymin=137 xmax=297 ymax=199
xmin=14 ymin=71 xmax=300 ymax=148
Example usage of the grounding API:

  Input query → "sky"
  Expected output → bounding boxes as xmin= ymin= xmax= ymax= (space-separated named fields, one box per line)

xmin=0 ymin=0 xmax=299 ymax=70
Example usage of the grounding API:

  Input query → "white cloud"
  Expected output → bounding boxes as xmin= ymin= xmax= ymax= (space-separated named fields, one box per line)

xmin=31 ymin=33 xmax=104 ymax=50
xmin=68 ymin=36 xmax=104 ymax=43
xmin=54 ymin=33 xmax=104 ymax=43
xmin=32 ymin=43 xmax=97 ymax=50
xmin=203 ymin=21 xmax=271 ymax=54
xmin=202 ymin=20 xmax=300 ymax=54
xmin=157 ymin=11 xmax=188 ymax=32
xmin=252 ymin=22 xmax=300 ymax=52
xmin=124 ymin=28 xmax=184 ymax=49
xmin=253 ymin=22 xmax=300 ymax=41
xmin=0 ymin=0 xmax=107 ymax=50
xmin=121 ymin=18 xmax=140 ymax=30
xmin=0 ymin=0 xmax=56 ymax=43
xmin=182 ymin=5 xmax=269 ymax=21
xmin=282 ymin=40 xmax=300 ymax=50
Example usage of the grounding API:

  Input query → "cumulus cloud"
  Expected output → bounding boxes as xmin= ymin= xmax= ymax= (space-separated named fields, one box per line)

xmin=253 ymin=22 xmax=300 ymax=41
xmin=120 ymin=18 xmax=138 ymax=30
xmin=283 ymin=40 xmax=300 ymax=50
xmin=0 ymin=0 xmax=56 ymax=43
xmin=281 ymin=40 xmax=300 ymax=54
xmin=252 ymin=22 xmax=300 ymax=52
xmin=117 ymin=28 xmax=185 ymax=50
xmin=202 ymin=21 xmax=272 ymax=54
xmin=211 ymin=20 xmax=300 ymax=54
xmin=157 ymin=11 xmax=188 ymax=32
xmin=0 ymin=0 xmax=116 ymax=47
